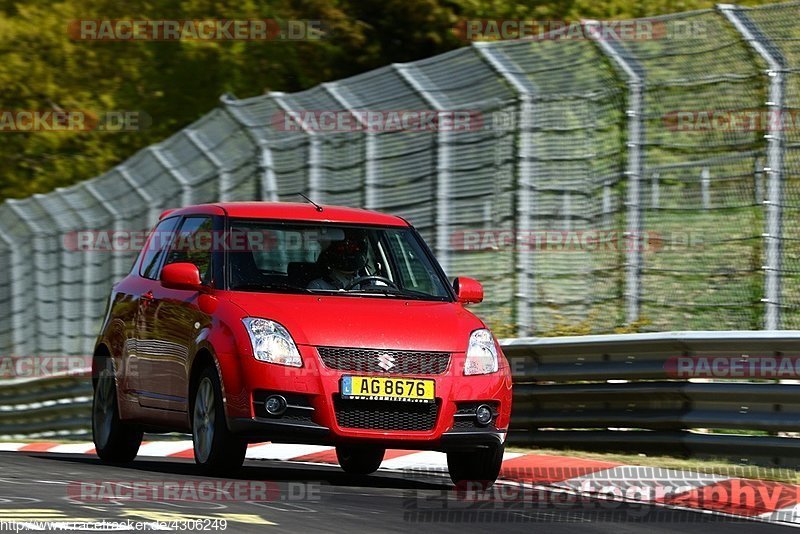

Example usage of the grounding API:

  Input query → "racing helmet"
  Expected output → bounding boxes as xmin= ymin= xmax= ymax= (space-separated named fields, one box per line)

xmin=324 ymin=234 xmax=368 ymax=272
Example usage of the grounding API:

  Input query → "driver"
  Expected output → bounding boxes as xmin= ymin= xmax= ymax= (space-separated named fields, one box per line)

xmin=308 ymin=234 xmax=372 ymax=290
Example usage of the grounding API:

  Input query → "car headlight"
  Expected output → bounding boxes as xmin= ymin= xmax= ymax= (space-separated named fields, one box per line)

xmin=242 ymin=318 xmax=302 ymax=367
xmin=464 ymin=328 xmax=498 ymax=375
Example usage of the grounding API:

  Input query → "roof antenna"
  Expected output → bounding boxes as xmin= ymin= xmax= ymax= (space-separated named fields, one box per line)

xmin=298 ymin=192 xmax=323 ymax=212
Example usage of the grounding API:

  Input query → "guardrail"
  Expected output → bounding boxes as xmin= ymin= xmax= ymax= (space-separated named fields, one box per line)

xmin=0 ymin=371 xmax=92 ymax=439
xmin=1 ymin=331 xmax=799 ymax=467
xmin=504 ymin=331 xmax=800 ymax=467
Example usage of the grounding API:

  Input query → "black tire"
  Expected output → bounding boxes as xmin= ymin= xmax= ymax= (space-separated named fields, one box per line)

xmin=336 ymin=445 xmax=385 ymax=475
xmin=447 ymin=443 xmax=504 ymax=489
xmin=192 ymin=366 xmax=247 ymax=475
xmin=92 ymin=357 xmax=143 ymax=463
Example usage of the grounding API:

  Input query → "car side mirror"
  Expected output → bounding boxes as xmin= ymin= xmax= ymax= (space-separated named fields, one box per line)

xmin=453 ymin=277 xmax=483 ymax=304
xmin=161 ymin=262 xmax=202 ymax=291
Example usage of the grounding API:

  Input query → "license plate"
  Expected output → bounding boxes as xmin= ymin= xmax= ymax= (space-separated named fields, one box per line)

xmin=341 ymin=376 xmax=435 ymax=403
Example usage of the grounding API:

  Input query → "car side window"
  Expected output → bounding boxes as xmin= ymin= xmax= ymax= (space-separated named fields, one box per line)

xmin=384 ymin=231 xmax=443 ymax=296
xmin=138 ymin=217 xmax=179 ymax=280
xmin=164 ymin=216 xmax=214 ymax=285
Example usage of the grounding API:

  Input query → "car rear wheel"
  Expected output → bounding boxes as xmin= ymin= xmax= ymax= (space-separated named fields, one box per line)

xmin=92 ymin=357 xmax=143 ymax=463
xmin=447 ymin=443 xmax=504 ymax=489
xmin=192 ymin=366 xmax=247 ymax=474
xmin=336 ymin=445 xmax=385 ymax=475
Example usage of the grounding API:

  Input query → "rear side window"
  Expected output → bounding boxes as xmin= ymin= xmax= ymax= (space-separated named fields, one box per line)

xmin=138 ymin=217 xmax=179 ymax=280
xmin=164 ymin=216 xmax=214 ymax=285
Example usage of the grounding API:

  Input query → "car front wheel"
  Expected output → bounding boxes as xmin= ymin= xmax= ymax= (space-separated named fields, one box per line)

xmin=93 ymin=357 xmax=143 ymax=463
xmin=192 ymin=366 xmax=247 ymax=474
xmin=447 ymin=443 xmax=504 ymax=489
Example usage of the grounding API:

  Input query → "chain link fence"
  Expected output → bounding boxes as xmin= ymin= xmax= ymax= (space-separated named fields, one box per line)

xmin=0 ymin=2 xmax=799 ymax=358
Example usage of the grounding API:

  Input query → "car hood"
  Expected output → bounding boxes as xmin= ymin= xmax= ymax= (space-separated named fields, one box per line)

xmin=221 ymin=291 xmax=484 ymax=352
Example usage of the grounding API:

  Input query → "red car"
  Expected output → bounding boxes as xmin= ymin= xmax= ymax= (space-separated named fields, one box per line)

xmin=92 ymin=202 xmax=512 ymax=485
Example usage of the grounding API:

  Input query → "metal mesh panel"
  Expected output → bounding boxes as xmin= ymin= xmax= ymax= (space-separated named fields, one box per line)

xmin=2 ymin=2 xmax=800 ymax=363
xmin=191 ymin=109 xmax=260 ymax=201
xmin=337 ymin=67 xmax=438 ymax=239
xmin=58 ymin=183 xmax=116 ymax=356
xmin=613 ymin=10 xmax=766 ymax=330
xmin=492 ymin=37 xmax=627 ymax=333
xmin=747 ymin=2 xmax=800 ymax=328
xmin=0 ymin=238 xmax=12 ymax=352
xmin=407 ymin=47 xmax=518 ymax=328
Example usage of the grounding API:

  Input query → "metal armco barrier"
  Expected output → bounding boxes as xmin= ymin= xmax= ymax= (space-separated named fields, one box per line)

xmin=503 ymin=331 xmax=800 ymax=467
xmin=1 ymin=331 xmax=799 ymax=468
xmin=0 ymin=371 xmax=92 ymax=439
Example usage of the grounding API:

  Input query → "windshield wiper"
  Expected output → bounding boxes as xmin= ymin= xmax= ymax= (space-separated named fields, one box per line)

xmin=348 ymin=287 xmax=436 ymax=300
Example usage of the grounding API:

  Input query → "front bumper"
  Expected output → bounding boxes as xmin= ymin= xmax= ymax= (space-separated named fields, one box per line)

xmin=229 ymin=416 xmax=505 ymax=451
xmin=221 ymin=344 xmax=513 ymax=450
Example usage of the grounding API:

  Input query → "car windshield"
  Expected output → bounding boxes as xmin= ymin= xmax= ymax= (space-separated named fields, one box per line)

xmin=225 ymin=219 xmax=452 ymax=301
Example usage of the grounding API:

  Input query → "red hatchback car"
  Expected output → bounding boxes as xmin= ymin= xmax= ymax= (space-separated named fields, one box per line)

xmin=92 ymin=202 xmax=513 ymax=485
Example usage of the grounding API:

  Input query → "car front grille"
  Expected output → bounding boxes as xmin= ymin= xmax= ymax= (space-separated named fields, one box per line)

xmin=333 ymin=397 xmax=439 ymax=431
xmin=317 ymin=346 xmax=450 ymax=375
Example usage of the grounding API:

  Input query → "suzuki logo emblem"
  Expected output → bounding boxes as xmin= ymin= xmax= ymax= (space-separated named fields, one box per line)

xmin=377 ymin=353 xmax=396 ymax=371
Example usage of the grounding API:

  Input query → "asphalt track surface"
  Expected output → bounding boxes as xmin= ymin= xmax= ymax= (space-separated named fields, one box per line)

xmin=0 ymin=451 xmax=793 ymax=533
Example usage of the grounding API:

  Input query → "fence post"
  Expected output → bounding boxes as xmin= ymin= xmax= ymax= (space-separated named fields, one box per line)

xmin=83 ymin=181 xmax=130 ymax=282
xmin=586 ymin=20 xmax=646 ymax=325
xmin=701 ymin=167 xmax=711 ymax=210
xmin=393 ymin=63 xmax=452 ymax=274
xmin=150 ymin=146 xmax=193 ymax=207
xmin=323 ymin=82 xmax=377 ymax=210
xmin=116 ymin=166 xmax=162 ymax=228
xmin=0 ymin=219 xmax=28 ymax=355
xmin=186 ymin=129 xmax=231 ymax=202
xmin=217 ymin=94 xmax=276 ymax=202
xmin=6 ymin=200 xmax=47 ymax=354
xmin=58 ymin=186 xmax=101 ymax=356
xmin=271 ymin=92 xmax=322 ymax=203
xmin=473 ymin=42 xmax=538 ymax=336
xmin=718 ymin=4 xmax=787 ymax=330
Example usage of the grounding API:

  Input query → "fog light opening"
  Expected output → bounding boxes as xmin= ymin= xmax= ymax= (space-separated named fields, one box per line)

xmin=265 ymin=395 xmax=288 ymax=416
xmin=475 ymin=404 xmax=493 ymax=426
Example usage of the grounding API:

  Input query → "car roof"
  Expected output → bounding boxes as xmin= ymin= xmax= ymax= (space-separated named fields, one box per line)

xmin=163 ymin=202 xmax=410 ymax=227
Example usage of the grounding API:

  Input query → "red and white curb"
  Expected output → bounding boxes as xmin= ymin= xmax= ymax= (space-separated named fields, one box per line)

xmin=1 ymin=441 xmax=797 ymax=525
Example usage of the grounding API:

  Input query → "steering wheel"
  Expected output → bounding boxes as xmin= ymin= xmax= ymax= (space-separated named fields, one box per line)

xmin=344 ymin=275 xmax=398 ymax=290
